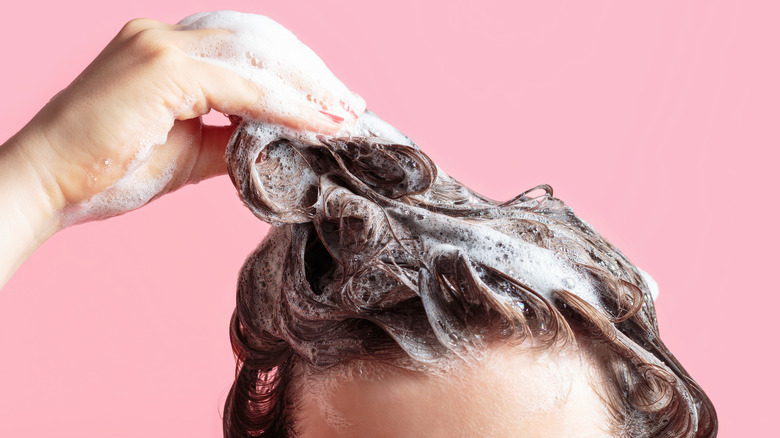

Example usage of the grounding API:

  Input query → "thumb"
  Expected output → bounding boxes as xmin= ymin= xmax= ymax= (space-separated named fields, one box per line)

xmin=187 ymin=124 xmax=236 ymax=184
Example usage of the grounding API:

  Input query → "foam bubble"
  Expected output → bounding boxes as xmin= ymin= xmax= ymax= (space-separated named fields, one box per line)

xmin=637 ymin=267 xmax=660 ymax=301
xmin=396 ymin=211 xmax=601 ymax=308
xmin=61 ymin=114 xmax=179 ymax=226
xmin=62 ymin=147 xmax=177 ymax=226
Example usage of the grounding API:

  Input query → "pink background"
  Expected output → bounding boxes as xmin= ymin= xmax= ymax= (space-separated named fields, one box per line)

xmin=1 ymin=1 xmax=775 ymax=436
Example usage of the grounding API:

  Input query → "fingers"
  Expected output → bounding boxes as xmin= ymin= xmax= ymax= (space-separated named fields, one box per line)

xmin=115 ymin=16 xmax=356 ymax=134
xmin=349 ymin=91 xmax=367 ymax=120
xmin=173 ymin=15 xmax=362 ymax=133
xmin=177 ymin=55 xmax=342 ymax=133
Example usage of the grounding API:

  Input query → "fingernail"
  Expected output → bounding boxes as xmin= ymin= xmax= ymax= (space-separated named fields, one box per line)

xmin=319 ymin=110 xmax=345 ymax=124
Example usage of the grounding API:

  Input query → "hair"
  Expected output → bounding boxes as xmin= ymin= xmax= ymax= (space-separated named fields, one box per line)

xmin=221 ymin=114 xmax=717 ymax=437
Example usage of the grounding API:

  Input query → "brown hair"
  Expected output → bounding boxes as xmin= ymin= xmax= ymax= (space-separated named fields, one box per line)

xmin=221 ymin=115 xmax=717 ymax=437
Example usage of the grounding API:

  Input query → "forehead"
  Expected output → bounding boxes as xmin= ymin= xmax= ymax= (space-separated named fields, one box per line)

xmin=295 ymin=346 xmax=613 ymax=437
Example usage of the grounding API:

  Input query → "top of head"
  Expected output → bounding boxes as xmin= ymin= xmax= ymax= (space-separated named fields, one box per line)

xmin=227 ymin=108 xmax=657 ymax=364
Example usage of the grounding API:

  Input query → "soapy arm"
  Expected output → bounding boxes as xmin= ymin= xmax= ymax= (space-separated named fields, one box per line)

xmin=0 ymin=17 xmax=364 ymax=288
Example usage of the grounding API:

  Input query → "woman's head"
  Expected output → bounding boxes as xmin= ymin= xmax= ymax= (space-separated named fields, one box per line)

xmin=222 ymin=113 xmax=717 ymax=437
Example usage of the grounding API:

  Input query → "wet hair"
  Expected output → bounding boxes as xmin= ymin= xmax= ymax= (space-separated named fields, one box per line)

xmin=221 ymin=114 xmax=717 ymax=437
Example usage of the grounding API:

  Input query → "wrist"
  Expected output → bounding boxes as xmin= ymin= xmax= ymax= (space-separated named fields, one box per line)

xmin=10 ymin=124 xmax=69 ymax=210
xmin=0 ymin=131 xmax=64 ymax=286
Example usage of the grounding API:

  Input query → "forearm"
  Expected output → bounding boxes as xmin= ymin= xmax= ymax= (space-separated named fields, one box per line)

xmin=0 ymin=130 xmax=62 ymax=288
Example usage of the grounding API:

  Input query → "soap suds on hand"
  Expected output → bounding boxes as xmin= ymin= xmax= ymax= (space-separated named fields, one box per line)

xmin=179 ymin=11 xmax=365 ymax=130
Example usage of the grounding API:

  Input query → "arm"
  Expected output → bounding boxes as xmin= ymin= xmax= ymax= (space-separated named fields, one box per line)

xmin=0 ymin=17 xmax=365 ymax=288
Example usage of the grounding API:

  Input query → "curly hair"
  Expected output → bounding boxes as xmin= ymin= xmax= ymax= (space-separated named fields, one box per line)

xmin=221 ymin=112 xmax=717 ymax=437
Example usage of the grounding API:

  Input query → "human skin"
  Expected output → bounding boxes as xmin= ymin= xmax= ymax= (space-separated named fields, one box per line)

xmin=296 ymin=344 xmax=613 ymax=438
xmin=0 ymin=17 xmax=365 ymax=287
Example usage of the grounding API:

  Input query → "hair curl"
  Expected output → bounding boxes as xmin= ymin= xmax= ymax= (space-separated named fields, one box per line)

xmin=221 ymin=113 xmax=717 ymax=437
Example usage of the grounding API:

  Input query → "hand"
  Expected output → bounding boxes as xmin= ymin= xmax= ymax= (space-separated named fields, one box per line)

xmin=0 ymin=15 xmax=366 ymax=286
xmin=23 ymin=17 xmax=365 ymax=223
